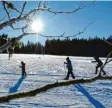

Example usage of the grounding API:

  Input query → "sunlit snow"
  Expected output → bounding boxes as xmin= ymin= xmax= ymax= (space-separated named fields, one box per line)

xmin=0 ymin=54 xmax=112 ymax=108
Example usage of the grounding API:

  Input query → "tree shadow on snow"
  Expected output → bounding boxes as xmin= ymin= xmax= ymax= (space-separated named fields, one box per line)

xmin=9 ymin=76 xmax=25 ymax=93
xmin=75 ymin=84 xmax=105 ymax=108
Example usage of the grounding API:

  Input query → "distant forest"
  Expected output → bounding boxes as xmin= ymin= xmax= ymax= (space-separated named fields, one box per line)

xmin=0 ymin=34 xmax=112 ymax=57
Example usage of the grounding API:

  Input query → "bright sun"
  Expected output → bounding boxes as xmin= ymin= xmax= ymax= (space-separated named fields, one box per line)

xmin=31 ymin=19 xmax=44 ymax=33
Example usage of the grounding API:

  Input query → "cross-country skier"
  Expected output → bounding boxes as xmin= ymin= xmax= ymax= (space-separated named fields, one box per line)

xmin=64 ymin=57 xmax=75 ymax=80
xmin=92 ymin=56 xmax=106 ymax=75
xmin=19 ymin=61 xmax=27 ymax=77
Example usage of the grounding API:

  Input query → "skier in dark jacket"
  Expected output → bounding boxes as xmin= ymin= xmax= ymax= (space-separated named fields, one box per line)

xmin=19 ymin=61 xmax=27 ymax=77
xmin=64 ymin=57 xmax=75 ymax=80
xmin=92 ymin=56 xmax=106 ymax=75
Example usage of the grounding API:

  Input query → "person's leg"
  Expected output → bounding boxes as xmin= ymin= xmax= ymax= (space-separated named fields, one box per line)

xmin=22 ymin=71 xmax=24 ymax=76
xmin=9 ymin=53 xmax=12 ymax=60
xmin=9 ymin=53 xmax=10 ymax=60
xmin=64 ymin=72 xmax=70 ymax=80
xmin=95 ymin=65 xmax=100 ymax=74
xmin=95 ymin=67 xmax=98 ymax=74
xmin=70 ymin=72 xmax=75 ymax=79
xmin=10 ymin=53 xmax=12 ymax=58
xmin=24 ymin=72 xmax=27 ymax=77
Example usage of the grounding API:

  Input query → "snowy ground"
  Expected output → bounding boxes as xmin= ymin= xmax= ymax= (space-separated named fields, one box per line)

xmin=0 ymin=54 xmax=112 ymax=108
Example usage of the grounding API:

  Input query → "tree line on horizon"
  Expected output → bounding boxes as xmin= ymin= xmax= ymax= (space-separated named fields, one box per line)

xmin=0 ymin=33 xmax=112 ymax=57
xmin=45 ymin=36 xmax=112 ymax=57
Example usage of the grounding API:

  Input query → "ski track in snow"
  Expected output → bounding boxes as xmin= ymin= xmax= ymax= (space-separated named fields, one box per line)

xmin=0 ymin=54 xmax=112 ymax=108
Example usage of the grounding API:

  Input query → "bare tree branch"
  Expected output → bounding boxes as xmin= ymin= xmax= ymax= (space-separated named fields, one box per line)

xmin=0 ymin=15 xmax=7 ymax=22
xmin=0 ymin=75 xmax=111 ymax=103
xmin=19 ymin=1 xmax=27 ymax=17
xmin=37 ymin=22 xmax=93 ymax=39
xmin=0 ymin=21 xmax=92 ymax=53
xmin=2 ymin=1 xmax=20 ymax=13
xmin=2 ymin=1 xmax=11 ymax=21
xmin=47 ymin=1 xmax=95 ymax=14
xmin=11 ymin=21 xmax=92 ymax=39
xmin=107 ymin=59 xmax=112 ymax=63
xmin=102 ymin=39 xmax=112 ymax=63
xmin=98 ymin=39 xmax=112 ymax=76
xmin=0 ymin=1 xmax=94 ymax=54
xmin=0 ymin=32 xmax=37 ymax=53
xmin=38 ymin=32 xmax=65 ymax=38
xmin=11 ymin=25 xmax=28 ymax=32
xmin=0 ymin=1 xmax=94 ymax=30
xmin=0 ymin=1 xmax=46 ymax=30
xmin=103 ymin=39 xmax=112 ymax=46
xmin=2 ymin=1 xmax=15 ymax=29
xmin=0 ymin=8 xmax=45 ymax=30
xmin=99 ymin=50 xmax=112 ymax=76
xmin=64 ymin=22 xmax=93 ymax=38
xmin=0 ymin=17 xmax=20 ymax=30
xmin=0 ymin=9 xmax=12 ymax=22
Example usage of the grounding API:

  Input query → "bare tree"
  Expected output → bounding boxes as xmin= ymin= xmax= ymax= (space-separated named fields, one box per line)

xmin=1 ymin=1 xmax=112 ymax=104
xmin=0 ymin=1 xmax=94 ymax=53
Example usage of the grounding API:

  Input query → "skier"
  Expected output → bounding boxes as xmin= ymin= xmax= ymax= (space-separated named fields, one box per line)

xmin=64 ymin=57 xmax=75 ymax=80
xmin=92 ymin=56 xmax=106 ymax=75
xmin=19 ymin=61 xmax=27 ymax=77
xmin=8 ymin=46 xmax=14 ymax=60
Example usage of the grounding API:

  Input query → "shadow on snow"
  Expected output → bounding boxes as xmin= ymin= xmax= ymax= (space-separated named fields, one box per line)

xmin=9 ymin=76 xmax=25 ymax=93
xmin=75 ymin=84 xmax=105 ymax=108
xmin=8 ymin=76 xmax=105 ymax=108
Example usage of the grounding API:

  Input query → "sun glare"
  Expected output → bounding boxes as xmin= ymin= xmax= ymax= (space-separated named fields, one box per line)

xmin=31 ymin=19 xmax=44 ymax=33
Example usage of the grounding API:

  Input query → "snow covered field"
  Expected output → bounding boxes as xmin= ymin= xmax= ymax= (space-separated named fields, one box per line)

xmin=0 ymin=54 xmax=112 ymax=108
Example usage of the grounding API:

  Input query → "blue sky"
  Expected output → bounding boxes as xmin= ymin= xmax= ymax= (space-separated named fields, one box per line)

xmin=1 ymin=1 xmax=112 ymax=45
